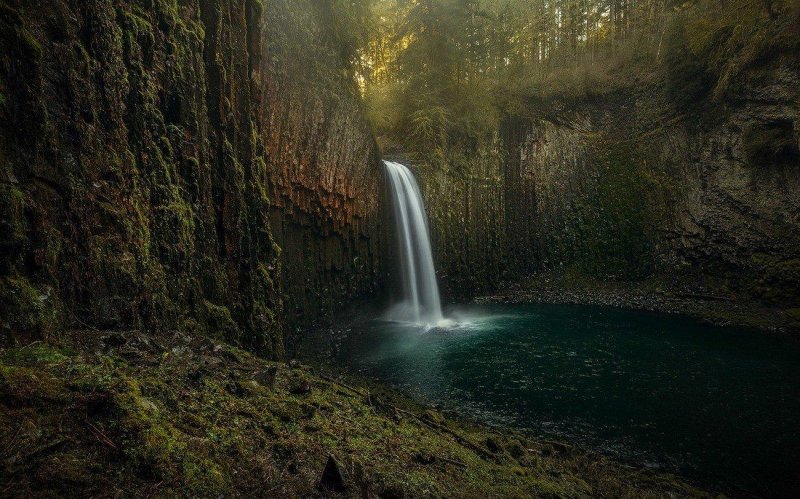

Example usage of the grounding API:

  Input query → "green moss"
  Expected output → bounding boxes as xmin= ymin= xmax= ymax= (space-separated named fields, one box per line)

xmin=0 ymin=334 xmax=706 ymax=497
xmin=67 ymin=360 xmax=120 ymax=393
xmin=0 ymin=0 xmax=339 ymax=359
xmin=0 ymin=363 xmax=65 ymax=401
xmin=0 ymin=344 xmax=69 ymax=366
xmin=181 ymin=457 xmax=227 ymax=495
xmin=0 ymin=5 xmax=42 ymax=62
xmin=774 ymin=259 xmax=800 ymax=280
xmin=113 ymin=378 xmax=206 ymax=485
xmin=42 ymin=228 xmax=63 ymax=272
xmin=563 ymin=140 xmax=663 ymax=279
xmin=785 ymin=308 xmax=800 ymax=326
xmin=123 ymin=9 xmax=153 ymax=34
xmin=663 ymin=13 xmax=714 ymax=108
xmin=202 ymin=300 xmax=241 ymax=344
xmin=0 ymin=276 xmax=58 ymax=337
xmin=0 ymin=186 xmax=26 ymax=273
xmin=35 ymin=450 xmax=97 ymax=486
xmin=19 ymin=28 xmax=42 ymax=58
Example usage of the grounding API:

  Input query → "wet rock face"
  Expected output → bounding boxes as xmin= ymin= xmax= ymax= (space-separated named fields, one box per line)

xmin=419 ymin=57 xmax=799 ymax=308
xmin=0 ymin=0 xmax=383 ymax=355
xmin=666 ymin=64 xmax=800 ymax=306
xmin=420 ymin=156 xmax=506 ymax=300
xmin=259 ymin=2 xmax=385 ymax=332
xmin=500 ymin=59 xmax=800 ymax=306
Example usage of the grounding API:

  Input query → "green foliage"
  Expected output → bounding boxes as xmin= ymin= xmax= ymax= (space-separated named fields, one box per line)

xmin=364 ymin=80 xmax=404 ymax=136
xmin=664 ymin=0 xmax=799 ymax=105
xmin=315 ymin=0 xmax=374 ymax=72
xmin=365 ymin=0 xmax=799 ymax=155
xmin=406 ymin=105 xmax=451 ymax=154
xmin=364 ymin=0 xmax=504 ymax=161
xmin=663 ymin=13 xmax=714 ymax=109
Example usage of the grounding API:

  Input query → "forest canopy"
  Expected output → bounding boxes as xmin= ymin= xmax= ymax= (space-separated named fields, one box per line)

xmin=326 ymin=0 xmax=800 ymax=164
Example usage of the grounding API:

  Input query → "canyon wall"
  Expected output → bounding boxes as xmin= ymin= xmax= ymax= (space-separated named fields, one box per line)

xmin=416 ymin=154 xmax=505 ymax=300
xmin=421 ymin=55 xmax=800 ymax=312
xmin=0 ymin=0 xmax=384 ymax=356
xmin=502 ymin=58 xmax=800 ymax=307
xmin=258 ymin=2 xmax=385 ymax=334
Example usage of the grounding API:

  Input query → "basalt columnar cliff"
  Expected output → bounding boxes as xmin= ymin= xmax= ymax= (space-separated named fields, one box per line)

xmin=419 ymin=52 xmax=800 ymax=324
xmin=0 ymin=0 xmax=384 ymax=356
xmin=501 ymin=64 xmax=800 ymax=305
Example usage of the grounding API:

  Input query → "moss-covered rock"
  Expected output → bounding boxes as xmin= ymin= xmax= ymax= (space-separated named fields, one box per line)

xmin=0 ymin=276 xmax=58 ymax=340
xmin=0 ymin=0 xmax=385 ymax=356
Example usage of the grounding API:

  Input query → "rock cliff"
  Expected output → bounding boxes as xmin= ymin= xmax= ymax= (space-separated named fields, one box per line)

xmin=503 ymin=59 xmax=800 ymax=308
xmin=421 ymin=56 xmax=799 ymax=316
xmin=0 ymin=0 xmax=384 ymax=356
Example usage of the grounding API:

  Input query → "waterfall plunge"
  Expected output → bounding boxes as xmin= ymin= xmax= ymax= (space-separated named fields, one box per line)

xmin=384 ymin=160 xmax=445 ymax=326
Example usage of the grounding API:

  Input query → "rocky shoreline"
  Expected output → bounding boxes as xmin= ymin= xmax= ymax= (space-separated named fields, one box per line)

xmin=475 ymin=273 xmax=800 ymax=335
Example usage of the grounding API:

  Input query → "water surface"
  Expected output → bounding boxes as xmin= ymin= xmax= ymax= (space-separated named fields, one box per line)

xmin=326 ymin=304 xmax=800 ymax=496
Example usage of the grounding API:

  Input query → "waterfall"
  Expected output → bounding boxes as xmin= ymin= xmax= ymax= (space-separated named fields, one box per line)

xmin=384 ymin=160 xmax=444 ymax=325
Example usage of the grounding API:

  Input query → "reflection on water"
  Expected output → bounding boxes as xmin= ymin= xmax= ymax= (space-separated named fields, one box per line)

xmin=323 ymin=304 xmax=800 ymax=497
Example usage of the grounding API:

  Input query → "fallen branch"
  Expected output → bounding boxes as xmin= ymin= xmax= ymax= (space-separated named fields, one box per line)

xmin=317 ymin=374 xmax=365 ymax=397
xmin=143 ymin=480 xmax=164 ymax=499
xmin=69 ymin=314 xmax=100 ymax=332
xmin=392 ymin=407 xmax=496 ymax=461
xmin=317 ymin=373 xmax=496 ymax=461
xmin=86 ymin=421 xmax=118 ymax=450
xmin=2 ymin=479 xmax=16 ymax=494
xmin=9 ymin=438 xmax=69 ymax=465
xmin=439 ymin=456 xmax=468 ymax=468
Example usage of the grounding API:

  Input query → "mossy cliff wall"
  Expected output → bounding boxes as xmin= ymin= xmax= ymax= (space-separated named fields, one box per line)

xmin=419 ymin=57 xmax=799 ymax=309
xmin=501 ymin=57 xmax=800 ymax=307
xmin=0 ymin=0 xmax=384 ymax=356
xmin=413 ymin=154 xmax=505 ymax=300
xmin=259 ymin=4 xmax=384 ymax=332
xmin=500 ymin=93 xmax=678 ymax=282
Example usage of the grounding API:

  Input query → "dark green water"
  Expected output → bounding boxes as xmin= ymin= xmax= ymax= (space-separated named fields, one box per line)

xmin=328 ymin=304 xmax=800 ymax=497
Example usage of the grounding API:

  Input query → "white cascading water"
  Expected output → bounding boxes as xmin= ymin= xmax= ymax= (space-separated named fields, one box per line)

xmin=384 ymin=160 xmax=444 ymax=325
